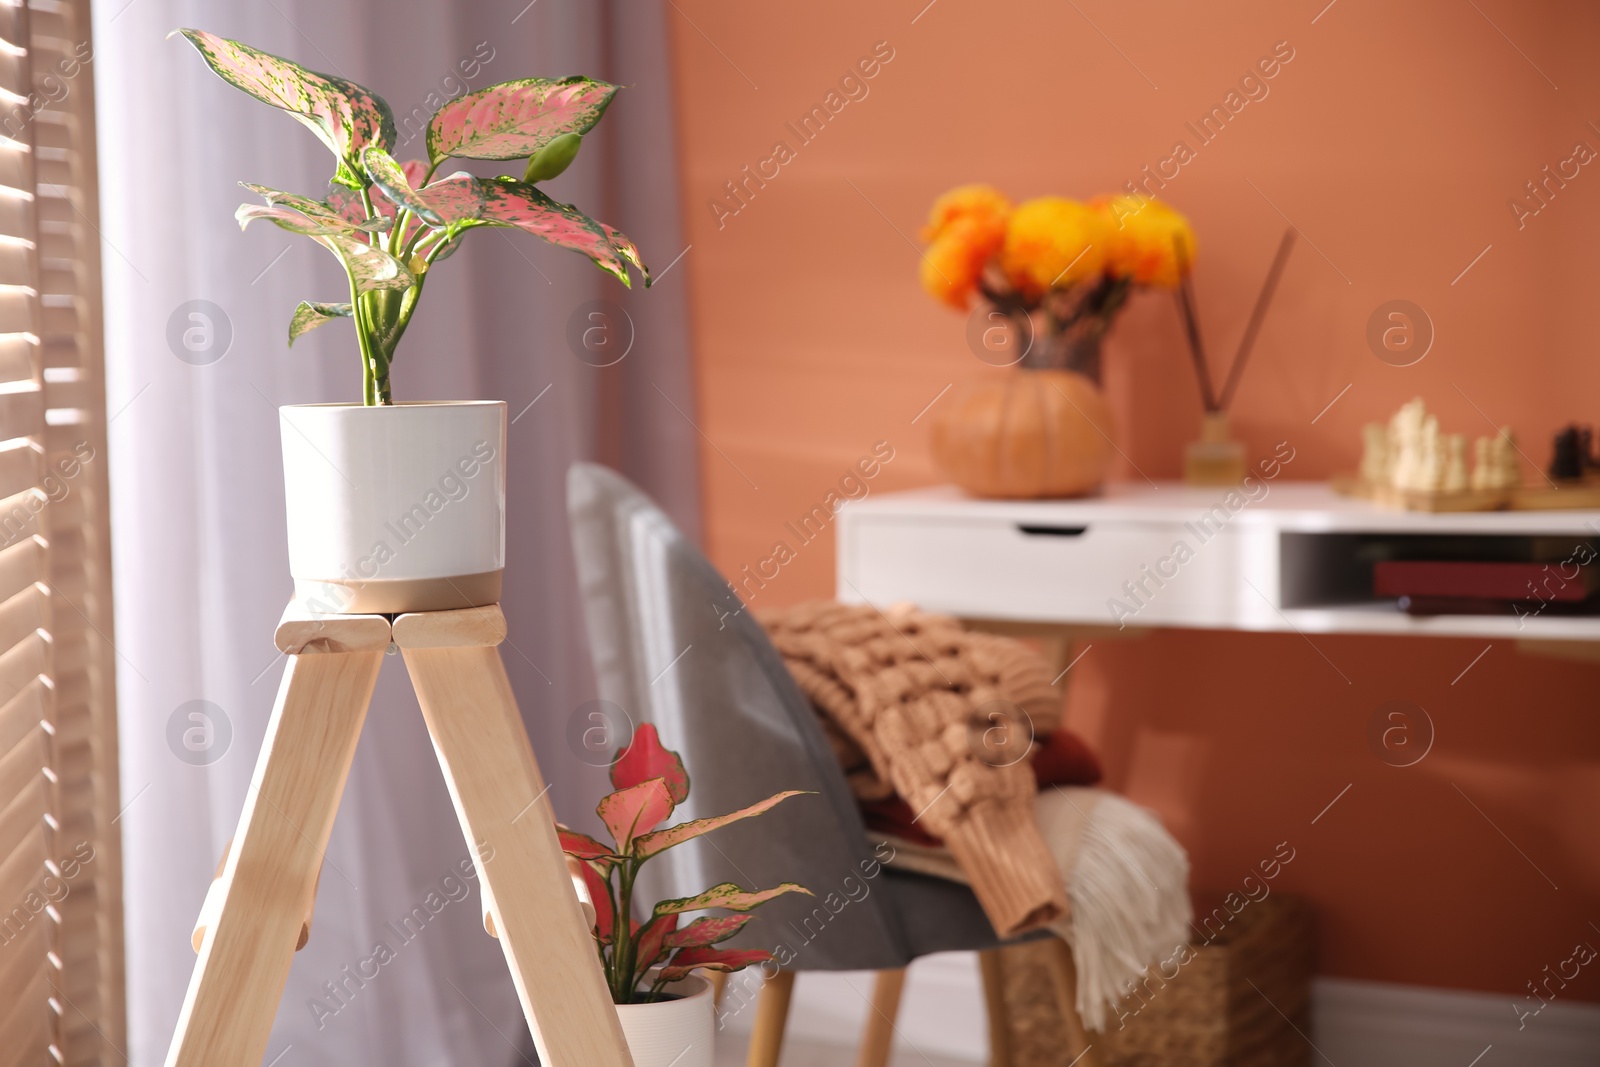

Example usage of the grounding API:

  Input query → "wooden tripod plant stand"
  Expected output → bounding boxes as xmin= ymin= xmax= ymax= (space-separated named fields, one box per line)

xmin=164 ymin=602 xmax=634 ymax=1067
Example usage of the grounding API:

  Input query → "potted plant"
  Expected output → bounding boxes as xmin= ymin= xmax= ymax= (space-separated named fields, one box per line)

xmin=559 ymin=724 xmax=810 ymax=1067
xmin=178 ymin=30 xmax=649 ymax=612
xmin=918 ymin=185 xmax=1193 ymax=498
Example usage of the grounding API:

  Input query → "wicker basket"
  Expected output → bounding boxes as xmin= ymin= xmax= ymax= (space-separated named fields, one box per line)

xmin=997 ymin=892 xmax=1316 ymax=1067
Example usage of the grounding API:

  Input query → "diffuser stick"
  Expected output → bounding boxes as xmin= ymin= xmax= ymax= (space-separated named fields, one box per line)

xmin=1218 ymin=228 xmax=1296 ymax=411
xmin=1171 ymin=235 xmax=1218 ymax=412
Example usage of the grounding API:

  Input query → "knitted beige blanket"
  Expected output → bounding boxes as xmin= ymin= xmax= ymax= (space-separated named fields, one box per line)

xmin=760 ymin=601 xmax=1068 ymax=937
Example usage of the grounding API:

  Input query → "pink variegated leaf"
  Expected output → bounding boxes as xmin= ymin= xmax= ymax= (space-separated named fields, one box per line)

xmin=326 ymin=182 xmax=372 ymax=224
xmin=596 ymin=778 xmax=675 ymax=854
xmin=634 ymin=790 xmax=809 ymax=859
xmin=665 ymin=914 xmax=753 ymax=950
xmin=610 ymin=723 xmax=689 ymax=803
xmin=600 ymin=222 xmax=651 ymax=287
xmin=557 ymin=827 xmax=617 ymax=864
xmin=312 ymin=232 xmax=413 ymax=294
xmin=288 ymin=301 xmax=350 ymax=346
xmin=237 ymin=202 xmax=384 ymax=237
xmin=175 ymin=30 xmax=395 ymax=184
xmin=578 ymin=859 xmax=614 ymax=941
xmin=240 ymin=183 xmax=388 ymax=232
xmin=653 ymin=881 xmax=812 ymax=918
xmin=472 ymin=178 xmax=640 ymax=287
xmin=361 ymin=146 xmax=485 ymax=227
xmin=634 ymin=913 xmax=678 ymax=975
xmin=658 ymin=946 xmax=774 ymax=983
xmin=426 ymin=76 xmax=617 ymax=164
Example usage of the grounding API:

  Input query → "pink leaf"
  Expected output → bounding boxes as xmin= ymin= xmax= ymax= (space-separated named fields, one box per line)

xmin=236 ymin=202 xmax=372 ymax=237
xmin=310 ymin=232 xmax=412 ymax=295
xmin=176 ymin=30 xmax=394 ymax=182
xmin=666 ymin=914 xmax=752 ymax=950
xmin=658 ymin=946 xmax=774 ymax=983
xmin=610 ymin=723 xmax=689 ymax=804
xmin=427 ymin=76 xmax=617 ymax=164
xmin=653 ymin=881 xmax=812 ymax=918
xmin=597 ymin=778 xmax=675 ymax=853
xmin=558 ymin=827 xmax=616 ymax=862
xmin=634 ymin=790 xmax=808 ymax=859
xmin=472 ymin=178 xmax=641 ymax=287
xmin=634 ymin=913 xmax=678 ymax=975
xmin=600 ymin=222 xmax=651 ymax=287
xmin=578 ymin=859 xmax=614 ymax=941
xmin=361 ymin=146 xmax=485 ymax=227
xmin=288 ymin=301 xmax=350 ymax=347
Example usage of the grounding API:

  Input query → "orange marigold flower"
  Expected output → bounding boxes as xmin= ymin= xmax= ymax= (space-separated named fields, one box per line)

xmin=922 ymin=184 xmax=1013 ymax=244
xmin=1000 ymin=197 xmax=1110 ymax=296
xmin=1093 ymin=195 xmax=1196 ymax=287
xmin=920 ymin=217 xmax=992 ymax=309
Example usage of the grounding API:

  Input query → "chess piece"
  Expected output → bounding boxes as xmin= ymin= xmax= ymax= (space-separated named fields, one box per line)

xmin=1471 ymin=436 xmax=1493 ymax=490
xmin=1489 ymin=428 xmax=1519 ymax=489
xmin=1389 ymin=398 xmax=1426 ymax=490
xmin=1360 ymin=423 xmax=1389 ymax=484
xmin=1442 ymin=434 xmax=1468 ymax=492
xmin=1550 ymin=424 xmax=1586 ymax=481
xmin=1416 ymin=414 xmax=1443 ymax=490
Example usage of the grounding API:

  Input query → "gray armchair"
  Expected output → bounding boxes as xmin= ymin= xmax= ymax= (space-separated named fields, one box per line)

xmin=566 ymin=464 xmax=1097 ymax=1067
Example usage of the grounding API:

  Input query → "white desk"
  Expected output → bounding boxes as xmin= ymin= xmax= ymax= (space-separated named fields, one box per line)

xmin=836 ymin=482 xmax=1600 ymax=643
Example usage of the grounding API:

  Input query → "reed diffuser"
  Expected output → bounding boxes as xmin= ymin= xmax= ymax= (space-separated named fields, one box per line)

xmin=1174 ymin=228 xmax=1296 ymax=485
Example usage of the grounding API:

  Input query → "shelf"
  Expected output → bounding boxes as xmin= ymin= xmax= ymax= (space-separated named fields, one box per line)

xmin=836 ymin=482 xmax=1600 ymax=642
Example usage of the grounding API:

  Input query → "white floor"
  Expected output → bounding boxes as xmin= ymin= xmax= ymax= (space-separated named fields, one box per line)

xmin=712 ymin=1037 xmax=974 ymax=1067
xmin=711 ymin=955 xmax=1600 ymax=1067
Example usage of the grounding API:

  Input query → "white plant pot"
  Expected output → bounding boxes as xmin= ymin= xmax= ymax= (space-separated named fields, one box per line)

xmin=279 ymin=401 xmax=506 ymax=614
xmin=615 ymin=975 xmax=716 ymax=1067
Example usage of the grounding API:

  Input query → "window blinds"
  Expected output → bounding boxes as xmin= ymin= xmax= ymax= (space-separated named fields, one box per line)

xmin=0 ymin=0 xmax=124 ymax=1063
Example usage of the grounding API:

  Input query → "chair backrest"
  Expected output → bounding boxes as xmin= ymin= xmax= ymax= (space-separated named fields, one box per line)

xmin=567 ymin=462 xmax=912 ymax=971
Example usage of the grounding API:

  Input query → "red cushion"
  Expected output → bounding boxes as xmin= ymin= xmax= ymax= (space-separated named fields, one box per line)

xmin=859 ymin=728 xmax=1102 ymax=846
xmin=1029 ymin=726 xmax=1103 ymax=789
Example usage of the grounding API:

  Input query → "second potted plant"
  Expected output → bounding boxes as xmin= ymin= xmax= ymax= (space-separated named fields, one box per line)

xmin=559 ymin=724 xmax=810 ymax=1067
xmin=179 ymin=30 xmax=650 ymax=612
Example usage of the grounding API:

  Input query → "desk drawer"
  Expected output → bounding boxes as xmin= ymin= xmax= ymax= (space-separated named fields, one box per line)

xmin=838 ymin=514 xmax=1280 ymax=628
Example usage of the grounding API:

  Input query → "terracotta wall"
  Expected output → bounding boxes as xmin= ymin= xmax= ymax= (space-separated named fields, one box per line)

xmin=666 ymin=0 xmax=1600 ymax=1002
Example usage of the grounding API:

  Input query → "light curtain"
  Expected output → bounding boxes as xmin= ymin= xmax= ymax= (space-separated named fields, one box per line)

xmin=93 ymin=1 xmax=699 ymax=1063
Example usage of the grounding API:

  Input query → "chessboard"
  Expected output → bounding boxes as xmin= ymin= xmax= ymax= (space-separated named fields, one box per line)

xmin=1333 ymin=474 xmax=1600 ymax=513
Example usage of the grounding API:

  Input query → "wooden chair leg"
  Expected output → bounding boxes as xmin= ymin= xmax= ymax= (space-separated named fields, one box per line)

xmin=855 ymin=968 xmax=907 ymax=1067
xmin=1043 ymin=939 xmax=1102 ymax=1067
xmin=745 ymin=968 xmax=796 ymax=1067
xmin=164 ymin=651 xmax=382 ymax=1067
xmin=404 ymin=643 xmax=631 ymax=1067
xmin=978 ymin=950 xmax=1013 ymax=1067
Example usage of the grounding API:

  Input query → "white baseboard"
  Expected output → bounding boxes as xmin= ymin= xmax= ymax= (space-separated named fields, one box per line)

xmin=721 ymin=955 xmax=1600 ymax=1066
xmin=1313 ymin=977 xmax=1600 ymax=1067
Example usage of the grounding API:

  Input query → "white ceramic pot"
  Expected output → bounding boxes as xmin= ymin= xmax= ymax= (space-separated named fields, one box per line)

xmin=615 ymin=975 xmax=715 ymax=1067
xmin=279 ymin=401 xmax=506 ymax=614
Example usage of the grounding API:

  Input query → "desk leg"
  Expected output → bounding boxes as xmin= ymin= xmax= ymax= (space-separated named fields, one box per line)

xmin=164 ymin=651 xmax=380 ymax=1067
xmin=405 ymin=645 xmax=632 ymax=1067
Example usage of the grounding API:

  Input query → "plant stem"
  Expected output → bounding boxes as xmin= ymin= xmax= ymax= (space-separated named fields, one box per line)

xmin=358 ymin=186 xmax=380 ymax=249
xmin=614 ymin=861 xmax=637 ymax=1002
xmin=349 ymin=272 xmax=376 ymax=405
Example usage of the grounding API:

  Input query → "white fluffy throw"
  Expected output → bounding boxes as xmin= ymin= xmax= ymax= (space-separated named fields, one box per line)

xmin=874 ymin=787 xmax=1192 ymax=1031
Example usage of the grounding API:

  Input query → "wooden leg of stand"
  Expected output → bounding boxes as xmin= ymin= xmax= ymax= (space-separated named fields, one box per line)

xmin=164 ymin=651 xmax=381 ymax=1067
xmin=855 ymin=968 xmax=906 ymax=1067
xmin=709 ymin=970 xmax=728 ymax=1012
xmin=978 ymin=950 xmax=1013 ymax=1067
xmin=405 ymin=644 xmax=631 ymax=1067
xmin=1044 ymin=939 xmax=1101 ymax=1067
xmin=745 ymin=969 xmax=795 ymax=1067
